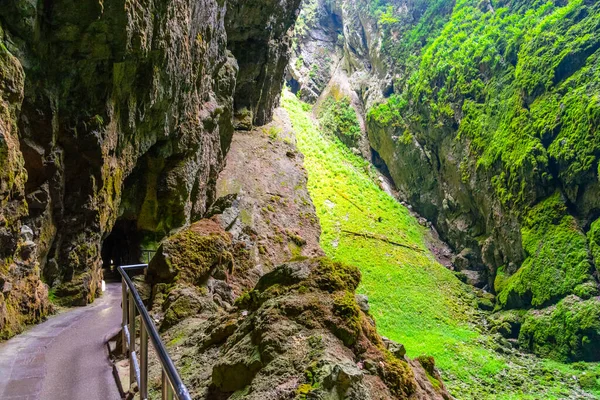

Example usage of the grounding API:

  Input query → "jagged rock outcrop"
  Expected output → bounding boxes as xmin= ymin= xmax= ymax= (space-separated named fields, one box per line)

xmin=151 ymin=257 xmax=452 ymax=399
xmin=0 ymin=0 xmax=300 ymax=339
xmin=290 ymin=0 xmax=600 ymax=361
xmin=148 ymin=239 xmax=452 ymax=399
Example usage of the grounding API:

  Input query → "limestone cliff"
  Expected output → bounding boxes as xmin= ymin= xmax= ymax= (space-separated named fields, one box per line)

xmin=0 ymin=0 xmax=298 ymax=339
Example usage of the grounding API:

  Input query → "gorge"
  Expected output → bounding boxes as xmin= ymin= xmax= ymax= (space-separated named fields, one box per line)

xmin=1 ymin=0 xmax=600 ymax=398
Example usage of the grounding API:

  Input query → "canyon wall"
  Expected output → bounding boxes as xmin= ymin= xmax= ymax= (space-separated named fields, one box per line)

xmin=291 ymin=0 xmax=600 ymax=361
xmin=0 ymin=0 xmax=299 ymax=339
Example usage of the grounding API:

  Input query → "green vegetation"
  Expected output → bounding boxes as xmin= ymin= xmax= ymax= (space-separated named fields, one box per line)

xmin=498 ymin=193 xmax=596 ymax=309
xmin=317 ymin=97 xmax=361 ymax=147
xmin=368 ymin=0 xmax=600 ymax=208
xmin=588 ymin=218 xmax=600 ymax=266
xmin=364 ymin=0 xmax=600 ymax=366
xmin=519 ymin=296 xmax=600 ymax=362
xmin=283 ymin=90 xmax=600 ymax=399
xmin=295 ymin=0 xmax=320 ymax=37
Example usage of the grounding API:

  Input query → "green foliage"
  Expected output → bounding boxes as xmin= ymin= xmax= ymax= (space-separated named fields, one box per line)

xmin=282 ymin=91 xmax=600 ymax=399
xmin=295 ymin=0 xmax=320 ymax=37
xmin=369 ymin=0 xmax=600 ymax=208
xmin=588 ymin=218 xmax=600 ymax=266
xmin=519 ymin=296 xmax=600 ymax=362
xmin=378 ymin=5 xmax=399 ymax=26
xmin=318 ymin=97 xmax=361 ymax=147
xmin=497 ymin=193 xmax=594 ymax=309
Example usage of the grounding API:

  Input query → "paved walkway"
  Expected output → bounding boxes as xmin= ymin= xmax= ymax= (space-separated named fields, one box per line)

xmin=0 ymin=282 xmax=122 ymax=400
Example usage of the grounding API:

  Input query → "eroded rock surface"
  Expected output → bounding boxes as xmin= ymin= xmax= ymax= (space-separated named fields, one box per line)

xmin=0 ymin=0 xmax=301 ymax=338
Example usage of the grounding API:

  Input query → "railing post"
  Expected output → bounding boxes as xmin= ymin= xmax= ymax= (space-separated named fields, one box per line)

xmin=119 ymin=263 xmax=190 ymax=400
xmin=128 ymin=290 xmax=136 ymax=388
xmin=168 ymin=382 xmax=174 ymax=400
xmin=121 ymin=280 xmax=128 ymax=355
xmin=162 ymin=370 xmax=168 ymax=400
xmin=140 ymin=323 xmax=148 ymax=400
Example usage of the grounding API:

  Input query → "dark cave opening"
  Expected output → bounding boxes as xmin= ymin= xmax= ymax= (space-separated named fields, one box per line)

xmin=101 ymin=219 xmax=143 ymax=270
xmin=287 ymin=77 xmax=300 ymax=95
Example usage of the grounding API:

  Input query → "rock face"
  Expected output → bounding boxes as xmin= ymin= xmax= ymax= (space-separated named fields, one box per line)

xmin=0 ymin=33 xmax=50 ymax=339
xmin=214 ymin=108 xmax=324 ymax=270
xmin=0 ymin=0 xmax=300 ymax=339
xmin=290 ymin=0 xmax=600 ymax=361
xmin=226 ymin=0 xmax=302 ymax=127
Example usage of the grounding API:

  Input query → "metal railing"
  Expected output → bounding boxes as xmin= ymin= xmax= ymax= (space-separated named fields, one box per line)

xmin=118 ymin=264 xmax=191 ymax=400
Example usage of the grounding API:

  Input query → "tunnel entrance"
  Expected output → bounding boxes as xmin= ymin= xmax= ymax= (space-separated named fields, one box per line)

xmin=101 ymin=219 xmax=143 ymax=272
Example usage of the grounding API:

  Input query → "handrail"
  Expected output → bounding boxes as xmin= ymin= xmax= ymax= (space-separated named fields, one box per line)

xmin=117 ymin=263 xmax=191 ymax=400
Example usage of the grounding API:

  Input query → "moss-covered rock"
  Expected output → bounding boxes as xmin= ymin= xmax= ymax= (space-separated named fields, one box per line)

xmin=0 ymin=32 xmax=50 ymax=339
xmin=206 ymin=257 xmax=449 ymax=398
xmin=148 ymin=219 xmax=233 ymax=286
xmin=488 ymin=310 xmax=524 ymax=339
xmin=498 ymin=193 xmax=595 ymax=309
xmin=155 ymin=257 xmax=450 ymax=399
xmin=519 ymin=296 xmax=600 ymax=362
xmin=161 ymin=286 xmax=217 ymax=331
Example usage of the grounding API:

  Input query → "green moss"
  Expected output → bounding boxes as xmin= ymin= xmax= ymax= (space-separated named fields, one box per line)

xmin=578 ymin=371 xmax=600 ymax=391
xmin=493 ymin=266 xmax=508 ymax=295
xmin=149 ymin=221 xmax=232 ymax=285
xmin=288 ymin=242 xmax=301 ymax=260
xmin=519 ymin=296 xmax=600 ymax=362
xmin=162 ymin=291 xmax=203 ymax=330
xmin=286 ymin=231 xmax=306 ymax=246
xmin=317 ymin=97 xmax=361 ymax=147
xmin=369 ymin=0 xmax=600 ymax=211
xmin=497 ymin=193 xmax=593 ymax=309
xmin=295 ymin=383 xmax=313 ymax=398
xmin=587 ymin=218 xmax=600 ymax=266
xmin=417 ymin=355 xmax=442 ymax=390
xmin=381 ymin=352 xmax=417 ymax=398
xmin=331 ymin=291 xmax=361 ymax=346
xmin=310 ymin=257 xmax=361 ymax=293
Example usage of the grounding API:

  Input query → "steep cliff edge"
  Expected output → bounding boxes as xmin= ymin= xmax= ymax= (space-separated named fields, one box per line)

xmin=290 ymin=0 xmax=600 ymax=362
xmin=0 ymin=0 xmax=298 ymax=339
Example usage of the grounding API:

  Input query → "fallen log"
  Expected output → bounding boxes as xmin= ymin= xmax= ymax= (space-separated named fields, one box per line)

xmin=341 ymin=229 xmax=424 ymax=252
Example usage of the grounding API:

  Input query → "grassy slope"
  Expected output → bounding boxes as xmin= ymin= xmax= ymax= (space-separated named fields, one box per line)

xmin=282 ymin=91 xmax=600 ymax=399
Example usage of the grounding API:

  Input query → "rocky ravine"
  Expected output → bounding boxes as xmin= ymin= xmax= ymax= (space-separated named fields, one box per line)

xmin=290 ymin=0 xmax=600 ymax=362
xmin=0 ymin=0 xmax=299 ymax=339
xmin=140 ymin=111 xmax=451 ymax=399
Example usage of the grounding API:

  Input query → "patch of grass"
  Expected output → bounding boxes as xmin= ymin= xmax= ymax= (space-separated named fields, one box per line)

xmin=283 ymin=90 xmax=600 ymax=399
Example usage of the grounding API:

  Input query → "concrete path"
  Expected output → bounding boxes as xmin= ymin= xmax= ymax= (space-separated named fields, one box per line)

xmin=0 ymin=282 xmax=122 ymax=400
